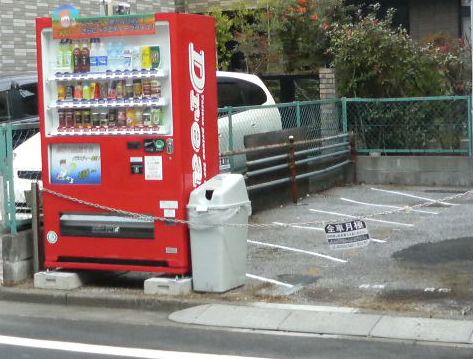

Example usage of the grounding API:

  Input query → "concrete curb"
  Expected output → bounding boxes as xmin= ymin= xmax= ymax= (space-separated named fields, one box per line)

xmin=0 ymin=286 xmax=209 ymax=312
xmin=169 ymin=304 xmax=473 ymax=346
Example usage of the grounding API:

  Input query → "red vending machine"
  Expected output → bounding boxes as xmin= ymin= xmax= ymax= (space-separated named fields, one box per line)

xmin=35 ymin=12 xmax=219 ymax=273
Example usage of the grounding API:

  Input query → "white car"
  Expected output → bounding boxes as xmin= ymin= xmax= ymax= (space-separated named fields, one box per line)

xmin=12 ymin=72 xmax=282 ymax=203
xmin=217 ymin=71 xmax=282 ymax=172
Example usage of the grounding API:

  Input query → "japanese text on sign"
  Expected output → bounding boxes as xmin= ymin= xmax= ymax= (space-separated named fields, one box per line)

xmin=53 ymin=14 xmax=156 ymax=40
xmin=325 ymin=220 xmax=370 ymax=250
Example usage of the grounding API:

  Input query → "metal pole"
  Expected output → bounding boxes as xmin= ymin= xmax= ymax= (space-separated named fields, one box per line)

xmin=5 ymin=123 xmax=16 ymax=235
xmin=341 ymin=97 xmax=348 ymax=133
xmin=470 ymin=0 xmax=473 ymax=156
xmin=288 ymin=135 xmax=298 ymax=204
xmin=31 ymin=182 xmax=44 ymax=273
xmin=295 ymin=102 xmax=301 ymax=127
xmin=227 ymin=107 xmax=234 ymax=171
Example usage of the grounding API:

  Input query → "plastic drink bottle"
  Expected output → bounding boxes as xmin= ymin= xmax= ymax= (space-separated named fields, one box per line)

xmin=73 ymin=41 xmax=81 ymax=73
xmin=97 ymin=40 xmax=108 ymax=72
xmin=80 ymin=40 xmax=90 ymax=73
xmin=63 ymin=40 xmax=73 ymax=73
xmin=57 ymin=39 xmax=64 ymax=71
xmin=89 ymin=39 xmax=99 ymax=72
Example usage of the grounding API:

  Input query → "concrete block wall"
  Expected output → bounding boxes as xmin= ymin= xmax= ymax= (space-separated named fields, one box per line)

xmin=0 ymin=0 xmax=183 ymax=76
xmin=319 ymin=68 xmax=337 ymax=100
xmin=356 ymin=156 xmax=473 ymax=187
xmin=185 ymin=0 xmax=258 ymax=13
xmin=1 ymin=229 xmax=34 ymax=285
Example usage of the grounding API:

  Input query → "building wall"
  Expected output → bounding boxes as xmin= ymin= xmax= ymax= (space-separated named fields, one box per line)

xmin=409 ymin=0 xmax=460 ymax=40
xmin=0 ymin=0 xmax=183 ymax=76
xmin=184 ymin=0 xmax=258 ymax=13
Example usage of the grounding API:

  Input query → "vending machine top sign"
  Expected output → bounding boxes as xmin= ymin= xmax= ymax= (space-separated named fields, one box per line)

xmin=52 ymin=8 xmax=156 ymax=40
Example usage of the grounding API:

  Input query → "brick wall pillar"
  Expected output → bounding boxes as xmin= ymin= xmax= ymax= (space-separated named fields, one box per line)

xmin=319 ymin=67 xmax=337 ymax=99
xmin=319 ymin=68 xmax=338 ymax=139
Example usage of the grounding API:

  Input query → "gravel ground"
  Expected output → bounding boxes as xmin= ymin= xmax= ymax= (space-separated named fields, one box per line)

xmin=244 ymin=184 xmax=473 ymax=318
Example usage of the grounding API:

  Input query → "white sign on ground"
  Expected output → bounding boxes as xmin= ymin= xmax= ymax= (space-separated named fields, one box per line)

xmin=324 ymin=220 xmax=370 ymax=250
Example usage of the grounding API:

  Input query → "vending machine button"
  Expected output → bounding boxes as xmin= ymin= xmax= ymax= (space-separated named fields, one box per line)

xmin=155 ymin=139 xmax=165 ymax=151
xmin=166 ymin=139 xmax=174 ymax=154
xmin=144 ymin=138 xmax=165 ymax=152
xmin=131 ymin=164 xmax=144 ymax=174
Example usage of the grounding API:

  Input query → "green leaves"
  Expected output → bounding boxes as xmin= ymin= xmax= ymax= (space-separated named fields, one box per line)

xmin=329 ymin=8 xmax=463 ymax=98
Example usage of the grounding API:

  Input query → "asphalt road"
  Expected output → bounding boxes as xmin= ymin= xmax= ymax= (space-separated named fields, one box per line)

xmin=0 ymin=301 xmax=471 ymax=359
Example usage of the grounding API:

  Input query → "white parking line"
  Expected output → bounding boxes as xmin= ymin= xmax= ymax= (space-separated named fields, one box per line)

xmin=309 ymin=209 xmax=414 ymax=227
xmin=273 ymin=222 xmax=324 ymax=231
xmin=340 ymin=197 xmax=439 ymax=215
xmin=246 ymin=273 xmax=294 ymax=289
xmin=0 ymin=335 xmax=273 ymax=359
xmin=370 ymin=238 xmax=386 ymax=243
xmin=370 ymin=187 xmax=457 ymax=206
xmin=248 ymin=240 xmax=347 ymax=263
xmin=272 ymin=222 xmax=386 ymax=243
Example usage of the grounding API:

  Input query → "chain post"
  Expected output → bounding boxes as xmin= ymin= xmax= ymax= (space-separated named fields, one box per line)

xmin=287 ymin=135 xmax=298 ymax=204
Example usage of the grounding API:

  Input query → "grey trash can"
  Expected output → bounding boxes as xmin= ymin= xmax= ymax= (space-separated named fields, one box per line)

xmin=187 ymin=174 xmax=251 ymax=292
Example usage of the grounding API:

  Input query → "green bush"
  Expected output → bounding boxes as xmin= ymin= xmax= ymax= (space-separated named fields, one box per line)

xmin=329 ymin=7 xmax=450 ymax=98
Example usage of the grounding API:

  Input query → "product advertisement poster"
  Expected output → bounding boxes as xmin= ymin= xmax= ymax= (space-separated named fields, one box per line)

xmin=50 ymin=144 xmax=101 ymax=184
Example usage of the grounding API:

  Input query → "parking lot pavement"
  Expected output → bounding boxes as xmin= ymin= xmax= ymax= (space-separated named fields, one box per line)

xmin=244 ymin=184 xmax=473 ymax=318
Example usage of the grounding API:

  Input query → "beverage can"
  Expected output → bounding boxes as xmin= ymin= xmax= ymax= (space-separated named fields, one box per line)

xmin=117 ymin=108 xmax=126 ymax=127
xmin=66 ymin=85 xmax=74 ymax=100
xmin=93 ymin=82 xmax=101 ymax=99
xmin=108 ymin=81 xmax=117 ymax=99
xmin=100 ymin=112 xmax=108 ymax=127
xmin=143 ymin=111 xmax=151 ymax=126
xmin=126 ymin=108 xmax=135 ymax=127
xmin=58 ymin=109 xmax=66 ymax=128
xmin=135 ymin=108 xmax=143 ymax=127
xmin=140 ymin=46 xmax=152 ymax=70
xmin=82 ymin=82 xmax=91 ymax=100
xmin=74 ymin=110 xmax=83 ymax=128
xmin=125 ymin=81 xmax=134 ymax=98
xmin=151 ymin=108 xmax=162 ymax=126
xmin=116 ymin=80 xmax=124 ymax=99
xmin=150 ymin=46 xmax=160 ymax=69
xmin=57 ymin=84 xmax=66 ymax=101
xmin=82 ymin=110 xmax=91 ymax=128
xmin=65 ymin=110 xmax=74 ymax=128
xmin=100 ymin=81 xmax=108 ymax=99
xmin=133 ymin=79 xmax=143 ymax=98
xmin=108 ymin=109 xmax=116 ymax=127
xmin=142 ymin=78 xmax=151 ymax=98
xmin=150 ymin=79 xmax=161 ymax=97
xmin=74 ymin=83 xmax=83 ymax=100
xmin=91 ymin=112 xmax=100 ymax=127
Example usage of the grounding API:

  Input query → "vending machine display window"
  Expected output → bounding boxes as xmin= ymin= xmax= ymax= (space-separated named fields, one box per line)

xmin=40 ymin=21 xmax=172 ymax=137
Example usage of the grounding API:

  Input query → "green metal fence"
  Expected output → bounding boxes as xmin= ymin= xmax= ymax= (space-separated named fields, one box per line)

xmin=345 ymin=96 xmax=472 ymax=156
xmin=1 ymin=96 xmax=472 ymax=234
xmin=0 ymin=121 xmax=40 ymax=235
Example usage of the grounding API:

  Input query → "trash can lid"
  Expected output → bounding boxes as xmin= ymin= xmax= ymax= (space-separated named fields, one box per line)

xmin=188 ymin=174 xmax=250 ymax=209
